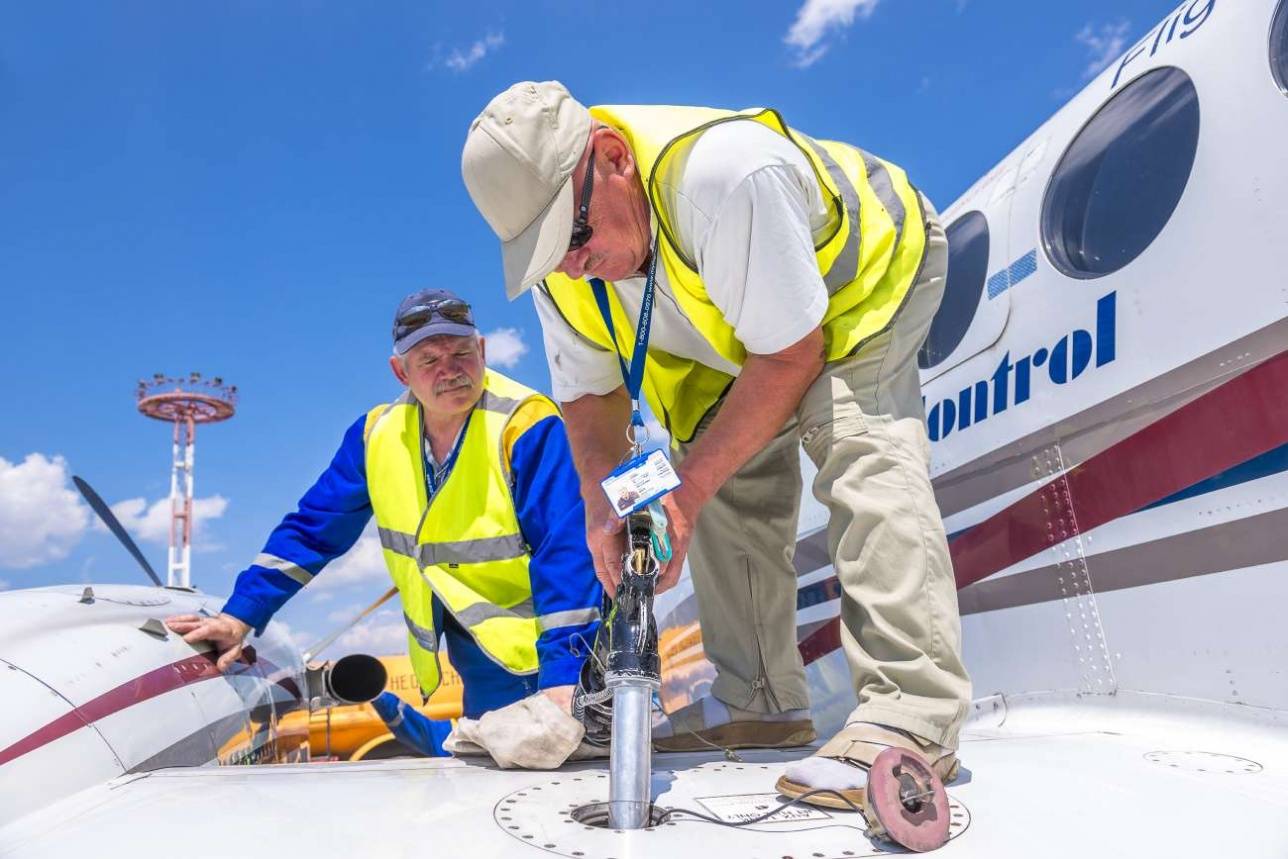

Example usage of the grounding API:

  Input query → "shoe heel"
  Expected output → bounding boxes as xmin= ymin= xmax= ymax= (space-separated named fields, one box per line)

xmin=941 ymin=757 xmax=961 ymax=784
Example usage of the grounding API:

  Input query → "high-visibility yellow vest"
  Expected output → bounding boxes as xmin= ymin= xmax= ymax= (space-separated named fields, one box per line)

xmin=543 ymin=105 xmax=928 ymax=444
xmin=363 ymin=370 xmax=554 ymax=697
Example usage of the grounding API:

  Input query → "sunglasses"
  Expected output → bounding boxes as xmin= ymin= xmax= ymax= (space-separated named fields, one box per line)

xmin=393 ymin=299 xmax=474 ymax=341
xmin=568 ymin=150 xmax=596 ymax=253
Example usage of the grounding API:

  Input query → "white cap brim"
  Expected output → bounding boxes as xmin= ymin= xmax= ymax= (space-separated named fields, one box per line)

xmin=500 ymin=176 xmax=574 ymax=300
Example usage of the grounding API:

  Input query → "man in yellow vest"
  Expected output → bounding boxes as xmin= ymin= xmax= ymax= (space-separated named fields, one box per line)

xmin=167 ymin=288 xmax=604 ymax=728
xmin=461 ymin=82 xmax=971 ymax=804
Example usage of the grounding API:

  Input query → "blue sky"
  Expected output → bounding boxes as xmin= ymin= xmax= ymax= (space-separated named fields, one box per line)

xmin=0 ymin=0 xmax=1181 ymax=654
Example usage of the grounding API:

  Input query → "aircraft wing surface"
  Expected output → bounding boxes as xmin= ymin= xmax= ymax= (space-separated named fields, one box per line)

xmin=4 ymin=692 xmax=1286 ymax=858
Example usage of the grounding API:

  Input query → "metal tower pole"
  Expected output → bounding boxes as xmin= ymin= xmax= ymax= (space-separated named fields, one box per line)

xmin=138 ymin=373 xmax=236 ymax=590
xmin=180 ymin=415 xmax=195 ymax=589
xmin=168 ymin=420 xmax=182 ymax=587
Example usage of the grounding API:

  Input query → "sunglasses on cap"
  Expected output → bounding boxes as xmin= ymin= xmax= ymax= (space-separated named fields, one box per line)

xmin=568 ymin=150 xmax=596 ymax=253
xmin=392 ymin=299 xmax=474 ymax=341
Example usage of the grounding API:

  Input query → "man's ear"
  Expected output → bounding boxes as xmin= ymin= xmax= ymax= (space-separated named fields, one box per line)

xmin=594 ymin=127 xmax=637 ymax=180
xmin=477 ymin=335 xmax=486 ymax=364
xmin=389 ymin=354 xmax=410 ymax=386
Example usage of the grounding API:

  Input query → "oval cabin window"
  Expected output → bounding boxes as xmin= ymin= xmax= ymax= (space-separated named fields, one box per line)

xmin=1041 ymin=67 xmax=1200 ymax=279
xmin=918 ymin=211 xmax=990 ymax=370
xmin=1273 ymin=0 xmax=1288 ymax=93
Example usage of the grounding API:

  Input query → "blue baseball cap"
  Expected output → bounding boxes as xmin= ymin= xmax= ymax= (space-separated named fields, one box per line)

xmin=392 ymin=288 xmax=478 ymax=356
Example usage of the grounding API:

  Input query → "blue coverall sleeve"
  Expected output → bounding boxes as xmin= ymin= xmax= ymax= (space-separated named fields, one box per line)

xmin=509 ymin=414 xmax=604 ymax=689
xmin=370 ymin=692 xmax=452 ymax=757
xmin=222 ymin=415 xmax=374 ymax=634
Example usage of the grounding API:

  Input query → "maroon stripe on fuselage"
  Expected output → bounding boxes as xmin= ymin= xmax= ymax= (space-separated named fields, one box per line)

xmin=949 ymin=349 xmax=1288 ymax=591
xmin=797 ymin=350 xmax=1288 ymax=667
xmin=0 ymin=651 xmax=299 ymax=767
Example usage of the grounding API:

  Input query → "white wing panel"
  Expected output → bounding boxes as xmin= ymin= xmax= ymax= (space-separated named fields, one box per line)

xmin=5 ymin=693 xmax=1287 ymax=859
xmin=0 ymin=660 xmax=124 ymax=828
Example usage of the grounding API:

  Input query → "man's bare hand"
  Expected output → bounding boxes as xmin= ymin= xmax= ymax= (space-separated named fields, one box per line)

xmin=657 ymin=481 xmax=709 ymax=594
xmin=165 ymin=613 xmax=251 ymax=672
xmin=541 ymin=684 xmax=576 ymax=715
xmin=584 ymin=494 xmax=627 ymax=598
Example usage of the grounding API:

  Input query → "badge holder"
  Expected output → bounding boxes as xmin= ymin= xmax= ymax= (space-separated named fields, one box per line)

xmin=600 ymin=425 xmax=681 ymax=519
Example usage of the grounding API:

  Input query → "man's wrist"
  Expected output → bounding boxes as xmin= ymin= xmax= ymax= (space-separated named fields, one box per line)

xmin=675 ymin=460 xmax=720 ymax=508
xmin=219 ymin=597 xmax=269 ymax=636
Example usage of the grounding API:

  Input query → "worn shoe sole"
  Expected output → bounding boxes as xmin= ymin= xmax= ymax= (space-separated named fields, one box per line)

xmin=774 ymin=755 xmax=960 ymax=810
xmin=653 ymin=719 xmax=817 ymax=753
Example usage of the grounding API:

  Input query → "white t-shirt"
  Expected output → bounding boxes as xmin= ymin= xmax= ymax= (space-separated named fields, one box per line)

xmin=533 ymin=120 xmax=833 ymax=403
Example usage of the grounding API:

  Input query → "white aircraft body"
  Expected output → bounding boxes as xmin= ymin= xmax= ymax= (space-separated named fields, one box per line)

xmin=3 ymin=0 xmax=1288 ymax=854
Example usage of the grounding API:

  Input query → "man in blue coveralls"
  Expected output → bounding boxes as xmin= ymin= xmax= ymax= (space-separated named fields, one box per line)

xmin=167 ymin=288 xmax=604 ymax=738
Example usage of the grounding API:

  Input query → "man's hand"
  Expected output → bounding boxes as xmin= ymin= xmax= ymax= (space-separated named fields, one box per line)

xmin=165 ymin=612 xmax=251 ymax=672
xmin=541 ymin=684 xmax=576 ymax=715
xmin=657 ymin=479 xmax=712 ymax=594
xmin=584 ymin=494 xmax=628 ymax=598
xmin=562 ymin=388 xmax=634 ymax=597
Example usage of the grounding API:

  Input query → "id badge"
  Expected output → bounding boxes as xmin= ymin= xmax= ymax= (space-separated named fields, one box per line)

xmin=600 ymin=449 xmax=682 ymax=518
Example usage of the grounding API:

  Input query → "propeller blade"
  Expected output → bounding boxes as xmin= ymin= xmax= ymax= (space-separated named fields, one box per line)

xmin=73 ymin=475 xmax=164 ymax=588
xmin=303 ymin=585 xmax=398 ymax=662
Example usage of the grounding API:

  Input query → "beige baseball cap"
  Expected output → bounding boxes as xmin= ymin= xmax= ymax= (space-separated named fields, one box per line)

xmin=462 ymin=81 xmax=592 ymax=299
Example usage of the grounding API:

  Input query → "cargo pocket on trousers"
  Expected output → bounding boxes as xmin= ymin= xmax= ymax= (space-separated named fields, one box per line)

xmin=799 ymin=411 xmax=870 ymax=465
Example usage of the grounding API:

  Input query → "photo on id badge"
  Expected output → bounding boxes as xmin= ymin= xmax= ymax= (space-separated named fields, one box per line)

xmin=601 ymin=449 xmax=681 ymax=518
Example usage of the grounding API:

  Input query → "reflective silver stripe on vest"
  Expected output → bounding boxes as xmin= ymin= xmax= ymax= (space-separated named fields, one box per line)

xmin=378 ymin=527 xmax=418 ymax=559
xmin=404 ymin=612 xmax=439 ymax=652
xmin=416 ymin=533 xmax=528 ymax=566
xmin=802 ymin=137 xmax=862 ymax=293
xmin=478 ymin=390 xmax=522 ymax=415
xmin=252 ymin=553 xmax=313 ymax=586
xmin=860 ymin=150 xmax=906 ymax=249
xmin=455 ymin=598 xmax=535 ymax=627
xmin=537 ymin=606 xmax=601 ymax=631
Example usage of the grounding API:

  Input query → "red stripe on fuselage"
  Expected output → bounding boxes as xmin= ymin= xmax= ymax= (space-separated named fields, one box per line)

xmin=798 ymin=350 xmax=1288 ymax=667
xmin=949 ymin=349 xmax=1288 ymax=591
xmin=0 ymin=651 xmax=297 ymax=767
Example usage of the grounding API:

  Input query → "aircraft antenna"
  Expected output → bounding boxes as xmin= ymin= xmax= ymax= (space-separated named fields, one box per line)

xmin=137 ymin=372 xmax=237 ymax=589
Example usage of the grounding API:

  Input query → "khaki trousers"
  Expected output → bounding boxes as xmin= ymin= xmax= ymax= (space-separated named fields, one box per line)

xmin=673 ymin=203 xmax=972 ymax=749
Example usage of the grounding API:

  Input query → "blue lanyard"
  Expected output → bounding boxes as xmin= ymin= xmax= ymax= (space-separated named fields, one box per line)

xmin=589 ymin=241 xmax=658 ymax=432
xmin=422 ymin=411 xmax=470 ymax=497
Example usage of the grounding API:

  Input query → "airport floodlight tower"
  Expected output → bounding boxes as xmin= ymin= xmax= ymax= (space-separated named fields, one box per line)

xmin=136 ymin=372 xmax=237 ymax=589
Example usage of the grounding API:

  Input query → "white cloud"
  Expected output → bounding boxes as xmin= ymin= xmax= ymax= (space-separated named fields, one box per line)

xmin=483 ymin=327 xmax=529 ymax=369
xmin=0 ymin=453 xmax=90 ymax=569
xmin=332 ymin=607 xmax=407 ymax=657
xmin=327 ymin=603 xmax=365 ymax=624
xmin=435 ymin=31 xmax=505 ymax=73
xmin=785 ymin=0 xmax=880 ymax=68
xmin=267 ymin=618 xmax=315 ymax=653
xmin=309 ymin=521 xmax=388 ymax=590
xmin=0 ymin=580 xmax=10 ymax=591
xmin=107 ymin=494 xmax=229 ymax=549
xmin=1076 ymin=20 xmax=1131 ymax=79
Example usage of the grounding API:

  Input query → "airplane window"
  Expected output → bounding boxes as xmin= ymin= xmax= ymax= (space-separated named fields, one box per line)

xmin=919 ymin=211 xmax=989 ymax=369
xmin=1273 ymin=0 xmax=1288 ymax=93
xmin=1042 ymin=67 xmax=1200 ymax=279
